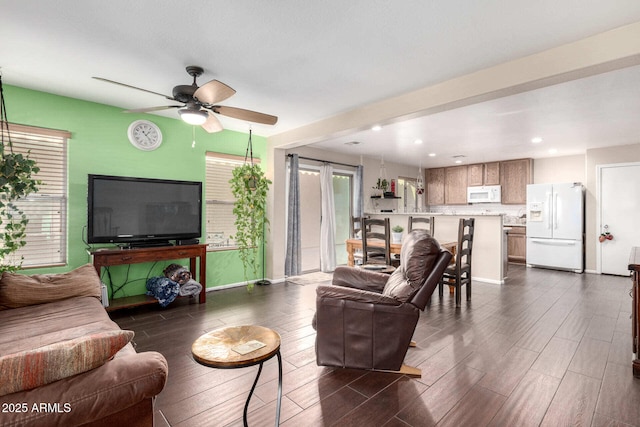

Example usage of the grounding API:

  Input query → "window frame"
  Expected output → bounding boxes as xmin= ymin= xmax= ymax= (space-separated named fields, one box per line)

xmin=205 ymin=152 xmax=261 ymax=251
xmin=1 ymin=122 xmax=70 ymax=269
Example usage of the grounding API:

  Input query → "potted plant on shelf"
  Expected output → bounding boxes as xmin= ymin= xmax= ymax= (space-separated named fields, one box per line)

xmin=229 ymin=162 xmax=271 ymax=291
xmin=372 ymin=178 xmax=388 ymax=197
xmin=392 ymin=225 xmax=404 ymax=243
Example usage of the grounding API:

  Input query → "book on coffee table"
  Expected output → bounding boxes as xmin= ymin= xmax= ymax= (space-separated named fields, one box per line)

xmin=232 ymin=340 xmax=266 ymax=355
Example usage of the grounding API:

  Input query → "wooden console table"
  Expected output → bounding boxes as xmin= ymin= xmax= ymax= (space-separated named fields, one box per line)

xmin=629 ymin=246 xmax=640 ymax=378
xmin=92 ymin=244 xmax=207 ymax=311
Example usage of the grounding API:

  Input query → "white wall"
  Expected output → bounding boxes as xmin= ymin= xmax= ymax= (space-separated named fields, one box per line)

xmin=533 ymin=155 xmax=585 ymax=184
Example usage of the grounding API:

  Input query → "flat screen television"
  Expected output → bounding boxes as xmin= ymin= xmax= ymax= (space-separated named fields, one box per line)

xmin=87 ymin=174 xmax=202 ymax=246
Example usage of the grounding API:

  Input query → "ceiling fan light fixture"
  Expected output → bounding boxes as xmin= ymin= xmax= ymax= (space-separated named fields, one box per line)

xmin=179 ymin=108 xmax=208 ymax=125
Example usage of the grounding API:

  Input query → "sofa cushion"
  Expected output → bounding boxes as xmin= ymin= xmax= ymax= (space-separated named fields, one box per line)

xmin=382 ymin=231 xmax=441 ymax=302
xmin=0 ymin=329 xmax=134 ymax=396
xmin=0 ymin=263 xmax=101 ymax=310
xmin=0 ymin=296 xmax=122 ymax=355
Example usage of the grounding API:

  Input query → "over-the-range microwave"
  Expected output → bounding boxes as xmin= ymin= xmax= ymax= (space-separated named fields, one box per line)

xmin=467 ymin=185 xmax=501 ymax=203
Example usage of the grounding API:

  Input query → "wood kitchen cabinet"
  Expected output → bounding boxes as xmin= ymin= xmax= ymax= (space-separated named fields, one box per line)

xmin=500 ymin=158 xmax=532 ymax=204
xmin=468 ymin=162 xmax=500 ymax=186
xmin=484 ymin=162 xmax=500 ymax=185
xmin=427 ymin=168 xmax=445 ymax=205
xmin=445 ymin=166 xmax=468 ymax=205
xmin=467 ymin=164 xmax=484 ymax=186
xmin=507 ymin=226 xmax=526 ymax=264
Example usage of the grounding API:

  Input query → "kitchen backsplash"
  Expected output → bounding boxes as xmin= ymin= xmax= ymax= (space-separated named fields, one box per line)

xmin=428 ymin=203 xmax=527 ymax=224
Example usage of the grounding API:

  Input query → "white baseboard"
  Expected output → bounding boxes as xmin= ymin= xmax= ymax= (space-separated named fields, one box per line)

xmin=471 ymin=277 xmax=503 ymax=285
xmin=205 ymin=277 xmax=285 ymax=292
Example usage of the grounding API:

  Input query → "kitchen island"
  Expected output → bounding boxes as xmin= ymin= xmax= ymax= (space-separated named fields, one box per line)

xmin=366 ymin=212 xmax=506 ymax=284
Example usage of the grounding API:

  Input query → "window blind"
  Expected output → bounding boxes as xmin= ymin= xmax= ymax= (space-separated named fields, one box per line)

xmin=205 ymin=152 xmax=260 ymax=248
xmin=1 ymin=123 xmax=68 ymax=267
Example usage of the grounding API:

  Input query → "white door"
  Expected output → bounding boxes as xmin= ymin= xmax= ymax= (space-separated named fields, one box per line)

xmin=599 ymin=163 xmax=640 ymax=276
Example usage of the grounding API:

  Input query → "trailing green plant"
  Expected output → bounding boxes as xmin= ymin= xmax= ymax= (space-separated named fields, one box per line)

xmin=373 ymin=178 xmax=388 ymax=191
xmin=229 ymin=162 xmax=271 ymax=291
xmin=0 ymin=77 xmax=41 ymax=273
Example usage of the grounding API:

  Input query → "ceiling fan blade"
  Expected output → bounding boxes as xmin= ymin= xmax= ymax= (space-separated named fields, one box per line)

xmin=92 ymin=77 xmax=175 ymax=100
xmin=194 ymin=80 xmax=236 ymax=105
xmin=201 ymin=111 xmax=224 ymax=133
xmin=212 ymin=106 xmax=278 ymax=125
xmin=123 ymin=105 xmax=182 ymax=113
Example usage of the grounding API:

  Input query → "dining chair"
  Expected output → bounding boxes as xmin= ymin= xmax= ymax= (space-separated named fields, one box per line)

xmin=351 ymin=216 xmax=365 ymax=265
xmin=361 ymin=217 xmax=392 ymax=267
xmin=438 ymin=218 xmax=475 ymax=307
xmin=350 ymin=216 xmax=364 ymax=238
xmin=407 ymin=216 xmax=435 ymax=236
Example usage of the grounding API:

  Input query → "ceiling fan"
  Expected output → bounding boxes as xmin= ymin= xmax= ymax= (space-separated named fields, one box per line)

xmin=93 ymin=66 xmax=277 ymax=133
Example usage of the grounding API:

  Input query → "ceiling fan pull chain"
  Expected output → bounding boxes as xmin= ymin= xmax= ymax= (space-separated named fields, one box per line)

xmin=192 ymin=126 xmax=196 ymax=148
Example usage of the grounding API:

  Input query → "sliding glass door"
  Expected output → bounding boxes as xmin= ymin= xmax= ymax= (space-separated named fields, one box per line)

xmin=298 ymin=167 xmax=352 ymax=273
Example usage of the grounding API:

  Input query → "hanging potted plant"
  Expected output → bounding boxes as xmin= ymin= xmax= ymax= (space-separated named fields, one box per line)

xmin=229 ymin=131 xmax=271 ymax=291
xmin=0 ymin=76 xmax=41 ymax=273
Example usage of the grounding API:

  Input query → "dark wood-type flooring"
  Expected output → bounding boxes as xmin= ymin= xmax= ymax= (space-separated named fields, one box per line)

xmin=110 ymin=264 xmax=640 ymax=426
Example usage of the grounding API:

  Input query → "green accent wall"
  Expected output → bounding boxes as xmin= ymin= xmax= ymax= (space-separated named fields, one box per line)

xmin=4 ymin=84 xmax=267 ymax=296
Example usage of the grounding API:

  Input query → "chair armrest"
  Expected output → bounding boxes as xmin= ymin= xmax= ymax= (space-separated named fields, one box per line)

xmin=317 ymin=284 xmax=400 ymax=306
xmin=0 ymin=351 xmax=167 ymax=426
xmin=331 ymin=266 xmax=388 ymax=293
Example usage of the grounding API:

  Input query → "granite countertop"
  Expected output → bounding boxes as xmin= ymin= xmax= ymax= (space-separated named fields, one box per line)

xmin=365 ymin=211 xmax=506 ymax=217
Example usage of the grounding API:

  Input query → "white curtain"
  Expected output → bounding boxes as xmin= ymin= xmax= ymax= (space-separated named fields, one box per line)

xmin=354 ymin=165 xmax=364 ymax=218
xmin=320 ymin=163 xmax=336 ymax=272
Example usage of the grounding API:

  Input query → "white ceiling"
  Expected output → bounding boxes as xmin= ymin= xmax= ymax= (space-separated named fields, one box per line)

xmin=2 ymin=1 xmax=640 ymax=168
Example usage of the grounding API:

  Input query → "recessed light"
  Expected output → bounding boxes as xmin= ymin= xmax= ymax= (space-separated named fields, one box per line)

xmin=452 ymin=155 xmax=465 ymax=164
xmin=371 ymin=125 xmax=382 ymax=131
xmin=531 ymin=137 xmax=543 ymax=143
xmin=414 ymin=139 xmax=423 ymax=145
xmin=428 ymin=153 xmax=436 ymax=157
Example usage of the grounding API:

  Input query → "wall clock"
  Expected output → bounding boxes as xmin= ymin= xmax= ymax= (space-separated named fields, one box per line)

xmin=127 ymin=120 xmax=163 ymax=151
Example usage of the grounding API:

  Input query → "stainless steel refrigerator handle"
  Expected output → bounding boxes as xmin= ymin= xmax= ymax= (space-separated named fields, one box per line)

xmin=547 ymin=193 xmax=552 ymax=229
xmin=554 ymin=192 xmax=558 ymax=229
xmin=530 ymin=238 xmax=576 ymax=245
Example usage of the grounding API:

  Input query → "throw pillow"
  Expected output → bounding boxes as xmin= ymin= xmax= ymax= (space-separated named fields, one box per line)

xmin=0 ymin=329 xmax=134 ymax=396
xmin=0 ymin=264 xmax=102 ymax=310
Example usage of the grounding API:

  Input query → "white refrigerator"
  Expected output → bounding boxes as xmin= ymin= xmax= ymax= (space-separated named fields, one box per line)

xmin=526 ymin=182 xmax=584 ymax=273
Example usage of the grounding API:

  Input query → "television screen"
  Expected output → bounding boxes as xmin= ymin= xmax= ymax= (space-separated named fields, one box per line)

xmin=87 ymin=174 xmax=202 ymax=245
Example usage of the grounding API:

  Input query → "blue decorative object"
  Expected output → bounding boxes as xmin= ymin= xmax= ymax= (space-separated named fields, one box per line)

xmin=146 ymin=277 xmax=180 ymax=308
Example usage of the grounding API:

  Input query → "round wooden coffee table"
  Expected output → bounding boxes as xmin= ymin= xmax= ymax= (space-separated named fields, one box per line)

xmin=192 ymin=325 xmax=282 ymax=426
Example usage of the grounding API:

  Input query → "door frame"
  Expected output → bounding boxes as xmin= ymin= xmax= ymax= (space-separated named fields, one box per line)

xmin=596 ymin=161 xmax=640 ymax=274
xmin=294 ymin=163 xmax=354 ymax=272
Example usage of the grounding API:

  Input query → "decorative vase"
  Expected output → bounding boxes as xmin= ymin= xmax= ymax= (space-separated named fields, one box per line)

xmin=392 ymin=232 xmax=403 ymax=244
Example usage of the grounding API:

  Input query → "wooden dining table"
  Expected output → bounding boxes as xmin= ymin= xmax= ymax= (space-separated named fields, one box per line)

xmin=345 ymin=238 xmax=457 ymax=267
